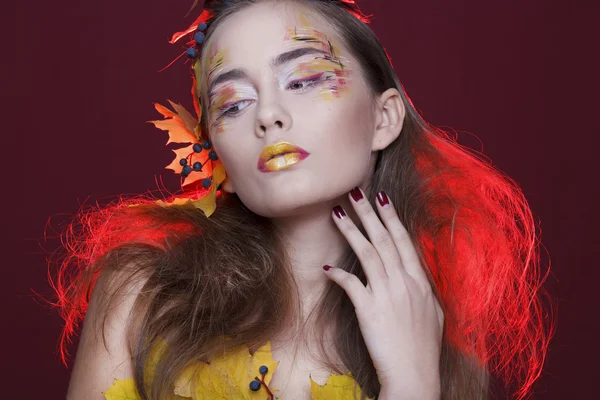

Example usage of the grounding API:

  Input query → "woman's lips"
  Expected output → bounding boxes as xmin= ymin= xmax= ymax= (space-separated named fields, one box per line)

xmin=257 ymin=141 xmax=310 ymax=172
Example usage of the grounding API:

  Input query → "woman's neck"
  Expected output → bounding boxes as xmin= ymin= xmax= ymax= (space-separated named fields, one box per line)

xmin=271 ymin=199 xmax=352 ymax=317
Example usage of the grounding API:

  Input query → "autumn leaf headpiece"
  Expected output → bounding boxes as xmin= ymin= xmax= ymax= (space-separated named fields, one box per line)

xmin=147 ymin=13 xmax=226 ymax=218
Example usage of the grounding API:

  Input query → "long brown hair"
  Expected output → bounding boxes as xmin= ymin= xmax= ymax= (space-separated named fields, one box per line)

xmin=49 ymin=1 xmax=554 ymax=399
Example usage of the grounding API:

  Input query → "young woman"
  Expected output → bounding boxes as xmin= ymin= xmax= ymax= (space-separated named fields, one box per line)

xmin=57 ymin=1 xmax=552 ymax=399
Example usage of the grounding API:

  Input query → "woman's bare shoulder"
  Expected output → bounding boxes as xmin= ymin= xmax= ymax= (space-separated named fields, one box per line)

xmin=66 ymin=266 xmax=149 ymax=400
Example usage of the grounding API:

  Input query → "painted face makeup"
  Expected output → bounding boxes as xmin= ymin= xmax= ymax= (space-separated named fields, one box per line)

xmin=281 ymin=13 xmax=352 ymax=101
xmin=204 ymin=47 xmax=235 ymax=136
xmin=203 ymin=13 xmax=354 ymax=140
xmin=194 ymin=2 xmax=377 ymax=217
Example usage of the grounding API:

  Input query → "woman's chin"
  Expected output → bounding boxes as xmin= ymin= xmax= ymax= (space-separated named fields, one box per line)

xmin=245 ymin=195 xmax=341 ymax=219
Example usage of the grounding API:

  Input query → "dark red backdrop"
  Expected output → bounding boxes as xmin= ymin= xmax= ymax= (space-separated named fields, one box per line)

xmin=9 ymin=0 xmax=599 ymax=398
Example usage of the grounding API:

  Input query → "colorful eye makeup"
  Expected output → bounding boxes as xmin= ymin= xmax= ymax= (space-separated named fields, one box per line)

xmin=209 ymin=84 xmax=254 ymax=120
xmin=283 ymin=14 xmax=352 ymax=99
xmin=204 ymin=13 xmax=354 ymax=135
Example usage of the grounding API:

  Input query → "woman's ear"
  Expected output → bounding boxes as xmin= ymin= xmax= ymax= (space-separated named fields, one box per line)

xmin=371 ymin=88 xmax=405 ymax=151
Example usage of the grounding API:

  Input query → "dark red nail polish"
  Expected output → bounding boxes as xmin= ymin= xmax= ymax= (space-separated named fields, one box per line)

xmin=376 ymin=191 xmax=389 ymax=207
xmin=323 ymin=265 xmax=331 ymax=271
xmin=350 ymin=186 xmax=363 ymax=202
xmin=333 ymin=205 xmax=347 ymax=219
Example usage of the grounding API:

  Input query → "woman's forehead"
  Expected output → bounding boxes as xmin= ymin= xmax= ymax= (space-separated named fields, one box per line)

xmin=202 ymin=3 xmax=342 ymax=71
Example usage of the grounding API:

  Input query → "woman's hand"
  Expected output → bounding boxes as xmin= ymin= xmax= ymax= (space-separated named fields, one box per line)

xmin=323 ymin=186 xmax=444 ymax=399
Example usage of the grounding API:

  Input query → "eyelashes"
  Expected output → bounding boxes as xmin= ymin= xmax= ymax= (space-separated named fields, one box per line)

xmin=216 ymin=72 xmax=331 ymax=119
xmin=217 ymin=100 xmax=252 ymax=120
xmin=286 ymin=72 xmax=327 ymax=93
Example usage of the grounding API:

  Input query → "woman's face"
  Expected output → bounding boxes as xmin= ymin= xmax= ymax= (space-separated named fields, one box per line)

xmin=201 ymin=2 xmax=379 ymax=218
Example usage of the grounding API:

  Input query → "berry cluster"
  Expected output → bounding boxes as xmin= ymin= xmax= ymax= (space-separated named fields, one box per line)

xmin=178 ymin=139 xmax=219 ymax=188
xmin=178 ymin=21 xmax=215 ymax=188
xmin=185 ymin=22 xmax=208 ymax=59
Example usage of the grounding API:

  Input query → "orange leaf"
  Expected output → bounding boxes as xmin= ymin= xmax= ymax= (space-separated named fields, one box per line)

xmin=150 ymin=118 xmax=196 ymax=145
xmin=149 ymin=101 xmax=200 ymax=144
xmin=165 ymin=144 xmax=215 ymax=187
xmin=153 ymin=103 xmax=176 ymax=119
xmin=182 ymin=170 xmax=206 ymax=188
xmin=166 ymin=145 xmax=193 ymax=173
xmin=183 ymin=156 xmax=213 ymax=188
xmin=167 ymin=100 xmax=198 ymax=135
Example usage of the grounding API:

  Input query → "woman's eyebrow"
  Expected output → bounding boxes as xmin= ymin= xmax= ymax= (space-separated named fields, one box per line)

xmin=208 ymin=47 xmax=329 ymax=96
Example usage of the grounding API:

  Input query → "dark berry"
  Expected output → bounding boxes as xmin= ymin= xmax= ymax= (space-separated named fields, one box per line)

xmin=193 ymin=31 xmax=205 ymax=45
xmin=201 ymin=178 xmax=211 ymax=188
xmin=179 ymin=158 xmax=188 ymax=166
xmin=209 ymin=150 xmax=218 ymax=160
xmin=193 ymin=143 xmax=203 ymax=153
xmin=197 ymin=22 xmax=207 ymax=31
xmin=202 ymin=140 xmax=212 ymax=150
xmin=249 ymin=379 xmax=261 ymax=391
xmin=185 ymin=48 xmax=198 ymax=59
xmin=193 ymin=161 xmax=202 ymax=171
xmin=259 ymin=365 xmax=268 ymax=375
xmin=182 ymin=165 xmax=192 ymax=175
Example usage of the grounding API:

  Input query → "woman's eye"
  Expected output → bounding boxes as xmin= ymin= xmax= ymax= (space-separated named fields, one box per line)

xmin=217 ymin=73 xmax=329 ymax=119
xmin=219 ymin=100 xmax=252 ymax=118
xmin=287 ymin=73 xmax=327 ymax=92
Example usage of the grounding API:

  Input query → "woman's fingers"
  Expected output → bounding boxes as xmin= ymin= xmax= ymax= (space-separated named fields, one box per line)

xmin=373 ymin=191 xmax=430 ymax=286
xmin=331 ymin=187 xmax=432 ymax=292
xmin=345 ymin=187 xmax=408 ymax=281
xmin=331 ymin=203 xmax=388 ymax=291
xmin=322 ymin=265 xmax=369 ymax=308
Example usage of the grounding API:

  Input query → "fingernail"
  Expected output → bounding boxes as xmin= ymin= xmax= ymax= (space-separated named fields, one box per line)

xmin=376 ymin=191 xmax=389 ymax=207
xmin=323 ymin=265 xmax=331 ymax=271
xmin=333 ymin=205 xmax=347 ymax=219
xmin=350 ymin=186 xmax=363 ymax=202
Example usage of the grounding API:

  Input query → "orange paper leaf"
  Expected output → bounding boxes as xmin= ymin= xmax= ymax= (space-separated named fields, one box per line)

xmin=165 ymin=145 xmax=194 ymax=172
xmin=148 ymin=101 xmax=201 ymax=144
xmin=167 ymin=100 xmax=198 ymax=136
xmin=150 ymin=117 xmax=196 ymax=145
xmin=153 ymin=102 xmax=176 ymax=119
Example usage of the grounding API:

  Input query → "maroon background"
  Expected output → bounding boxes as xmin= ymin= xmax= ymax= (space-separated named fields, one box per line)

xmin=8 ymin=0 xmax=599 ymax=398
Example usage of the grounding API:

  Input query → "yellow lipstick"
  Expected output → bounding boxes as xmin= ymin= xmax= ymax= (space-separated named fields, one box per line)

xmin=257 ymin=141 xmax=310 ymax=172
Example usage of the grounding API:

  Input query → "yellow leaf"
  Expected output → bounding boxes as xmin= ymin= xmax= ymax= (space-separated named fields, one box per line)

xmin=212 ymin=162 xmax=226 ymax=185
xmin=144 ymin=337 xmax=168 ymax=383
xmin=174 ymin=364 xmax=231 ymax=398
xmin=103 ymin=378 xmax=140 ymax=400
xmin=102 ymin=377 xmax=192 ymax=400
xmin=310 ymin=371 xmax=374 ymax=400
xmin=190 ymin=192 xmax=216 ymax=217
xmin=103 ymin=335 xmax=368 ymax=400
xmin=156 ymin=198 xmax=194 ymax=208
xmin=173 ymin=339 xmax=280 ymax=400
xmin=103 ymin=338 xmax=191 ymax=400
xmin=188 ymin=163 xmax=227 ymax=217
